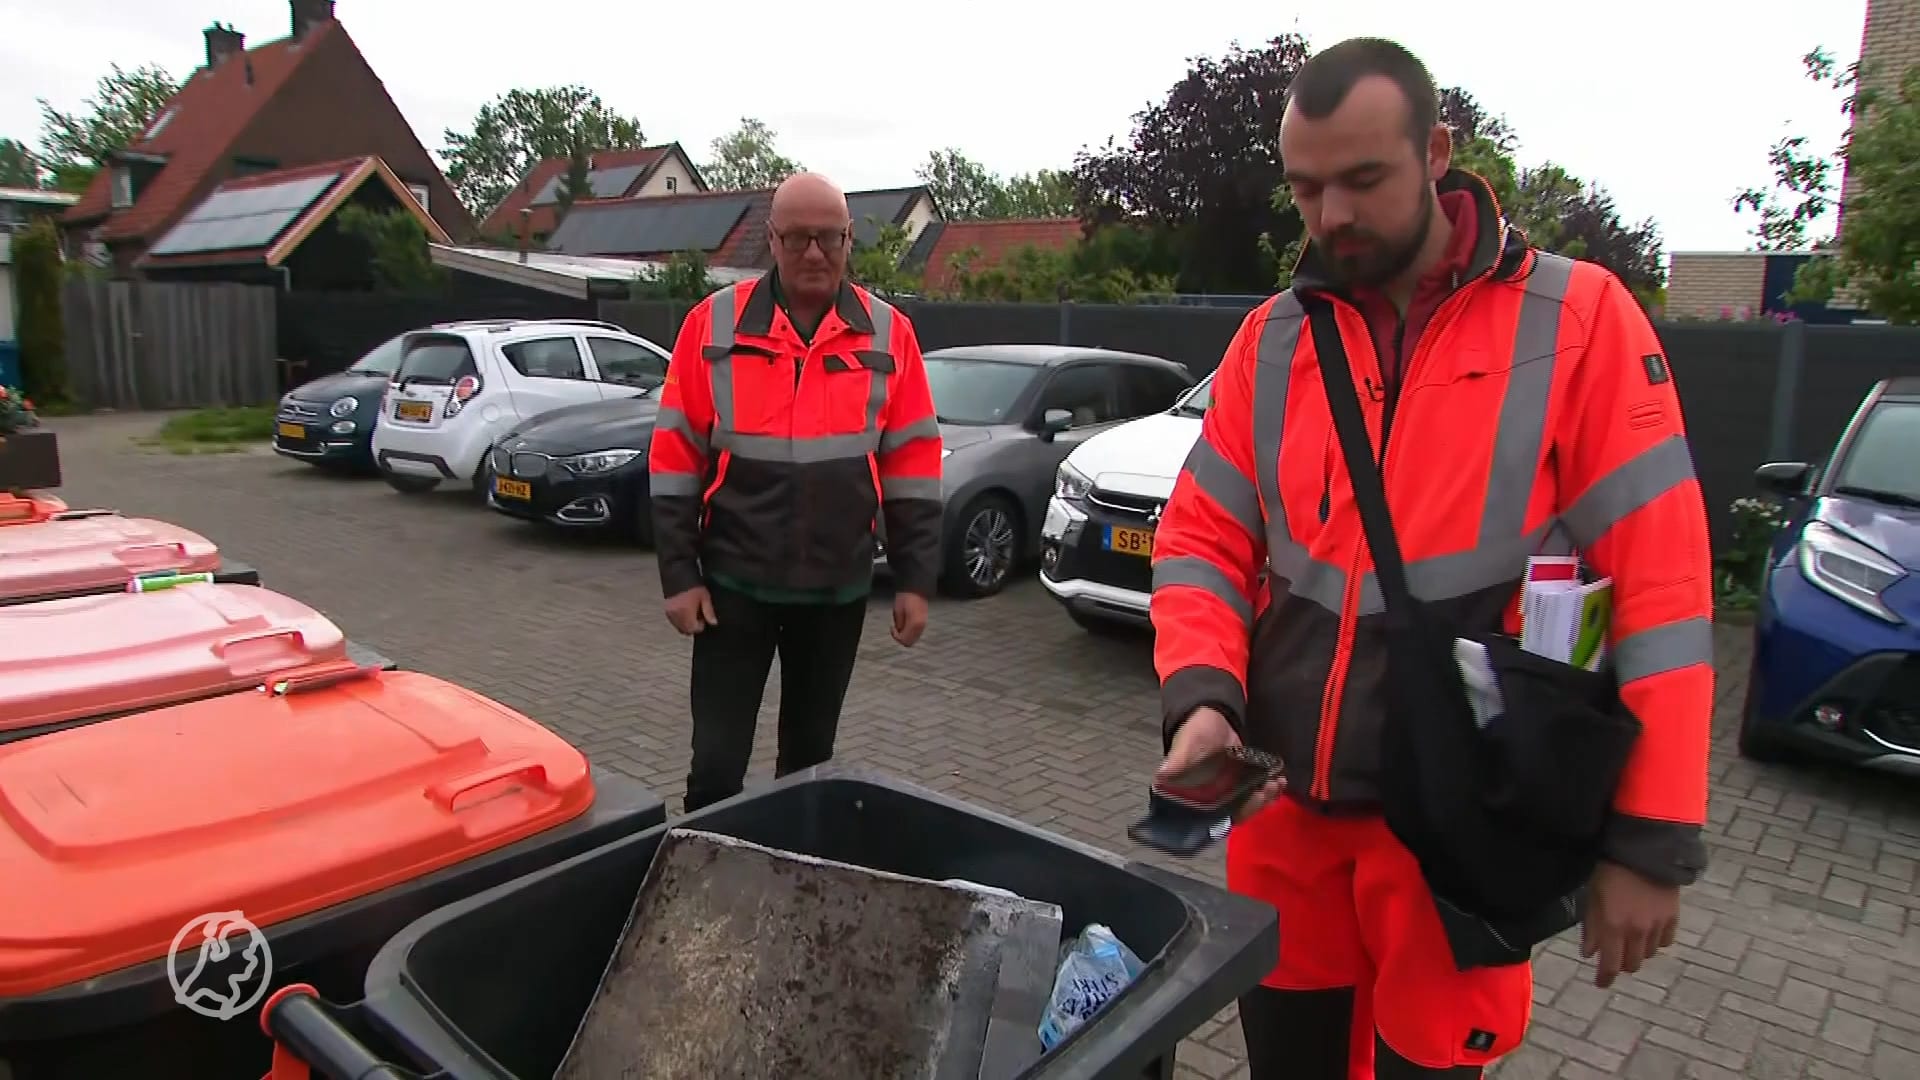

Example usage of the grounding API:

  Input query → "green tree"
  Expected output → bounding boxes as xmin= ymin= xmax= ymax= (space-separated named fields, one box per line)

xmin=442 ymin=86 xmax=645 ymax=217
xmin=1786 ymin=63 xmax=1920 ymax=321
xmin=916 ymin=149 xmax=1073 ymax=220
xmin=556 ymin=134 xmax=592 ymax=213
xmin=13 ymin=219 xmax=69 ymax=404
xmin=702 ymin=117 xmax=801 ymax=191
xmin=36 ymin=63 xmax=179 ymax=193
xmin=1732 ymin=47 xmax=1853 ymax=251
xmin=335 ymin=205 xmax=447 ymax=293
xmin=0 ymin=139 xmax=43 ymax=188
xmin=631 ymin=251 xmax=718 ymax=300
xmin=849 ymin=223 xmax=921 ymax=296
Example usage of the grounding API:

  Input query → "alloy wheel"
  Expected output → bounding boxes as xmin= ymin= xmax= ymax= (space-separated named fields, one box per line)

xmin=963 ymin=507 xmax=1016 ymax=589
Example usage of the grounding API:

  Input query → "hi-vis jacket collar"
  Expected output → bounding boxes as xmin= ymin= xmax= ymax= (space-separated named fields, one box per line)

xmin=735 ymin=271 xmax=877 ymax=340
xmin=1289 ymin=168 xmax=1533 ymax=300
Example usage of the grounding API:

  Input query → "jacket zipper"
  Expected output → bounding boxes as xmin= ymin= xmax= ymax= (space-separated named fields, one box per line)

xmin=1306 ymin=263 xmax=1497 ymax=804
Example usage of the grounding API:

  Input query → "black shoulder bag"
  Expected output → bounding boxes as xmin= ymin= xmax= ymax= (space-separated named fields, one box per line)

xmin=1304 ymin=296 xmax=1644 ymax=970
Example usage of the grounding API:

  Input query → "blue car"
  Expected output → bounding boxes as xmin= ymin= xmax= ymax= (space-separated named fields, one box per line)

xmin=1741 ymin=376 xmax=1920 ymax=766
xmin=272 ymin=332 xmax=407 ymax=473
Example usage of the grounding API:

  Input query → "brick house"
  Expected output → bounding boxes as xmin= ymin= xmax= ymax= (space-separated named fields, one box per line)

xmin=60 ymin=0 xmax=471 ymax=277
xmin=478 ymin=144 xmax=708 ymax=246
xmin=1666 ymin=0 xmax=1915 ymax=321
xmin=903 ymin=218 xmax=1085 ymax=294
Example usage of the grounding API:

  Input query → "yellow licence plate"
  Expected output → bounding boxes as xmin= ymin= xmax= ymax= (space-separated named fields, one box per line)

xmin=276 ymin=422 xmax=304 ymax=439
xmin=1105 ymin=525 xmax=1155 ymax=558
xmin=395 ymin=400 xmax=432 ymax=421
xmin=494 ymin=477 xmax=532 ymax=500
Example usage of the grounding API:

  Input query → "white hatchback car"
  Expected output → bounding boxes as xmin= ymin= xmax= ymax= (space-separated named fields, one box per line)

xmin=371 ymin=319 xmax=671 ymax=495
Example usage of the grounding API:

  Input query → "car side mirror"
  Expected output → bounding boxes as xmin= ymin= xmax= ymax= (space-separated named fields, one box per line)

xmin=1754 ymin=461 xmax=1813 ymax=498
xmin=1039 ymin=408 xmax=1074 ymax=441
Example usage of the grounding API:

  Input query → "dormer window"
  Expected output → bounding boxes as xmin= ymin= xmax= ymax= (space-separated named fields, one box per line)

xmin=111 ymin=167 xmax=134 ymax=209
xmin=407 ymin=183 xmax=430 ymax=211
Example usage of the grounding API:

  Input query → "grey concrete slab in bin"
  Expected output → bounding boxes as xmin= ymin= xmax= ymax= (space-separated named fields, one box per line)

xmin=555 ymin=828 xmax=1065 ymax=1080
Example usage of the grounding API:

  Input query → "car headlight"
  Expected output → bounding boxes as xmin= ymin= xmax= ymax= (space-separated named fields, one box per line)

xmin=1055 ymin=461 xmax=1092 ymax=502
xmin=560 ymin=449 xmax=642 ymax=475
xmin=1798 ymin=520 xmax=1907 ymax=623
xmin=330 ymin=396 xmax=358 ymax=418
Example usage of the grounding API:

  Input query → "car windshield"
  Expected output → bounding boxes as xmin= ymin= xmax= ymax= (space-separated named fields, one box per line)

xmin=345 ymin=335 xmax=407 ymax=376
xmin=395 ymin=336 xmax=477 ymax=386
xmin=923 ymin=357 xmax=1040 ymax=425
xmin=1832 ymin=399 xmax=1920 ymax=507
xmin=1173 ymin=374 xmax=1214 ymax=417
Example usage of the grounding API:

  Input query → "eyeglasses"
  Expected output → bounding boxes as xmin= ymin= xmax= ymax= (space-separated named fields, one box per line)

xmin=771 ymin=226 xmax=850 ymax=254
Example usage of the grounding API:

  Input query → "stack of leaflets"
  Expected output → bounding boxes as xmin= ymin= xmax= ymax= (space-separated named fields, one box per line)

xmin=1517 ymin=555 xmax=1613 ymax=671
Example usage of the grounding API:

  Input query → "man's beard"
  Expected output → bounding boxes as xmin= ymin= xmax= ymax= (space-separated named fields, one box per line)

xmin=1321 ymin=194 xmax=1436 ymax=290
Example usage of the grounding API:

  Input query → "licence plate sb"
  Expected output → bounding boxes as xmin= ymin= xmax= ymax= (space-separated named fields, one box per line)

xmin=276 ymin=422 xmax=305 ymax=439
xmin=1105 ymin=525 xmax=1154 ymax=558
xmin=395 ymin=400 xmax=432 ymax=421
xmin=494 ymin=477 xmax=532 ymax=500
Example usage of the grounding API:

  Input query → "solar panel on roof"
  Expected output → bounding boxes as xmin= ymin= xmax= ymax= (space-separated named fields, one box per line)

xmin=548 ymin=196 xmax=755 ymax=256
xmin=147 ymin=171 xmax=341 ymax=257
xmin=847 ymin=192 xmax=914 ymax=248
xmin=587 ymin=164 xmax=647 ymax=198
xmin=530 ymin=174 xmax=563 ymax=206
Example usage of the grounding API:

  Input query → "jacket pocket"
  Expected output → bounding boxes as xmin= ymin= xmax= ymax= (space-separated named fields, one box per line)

xmin=819 ymin=350 xmax=893 ymax=435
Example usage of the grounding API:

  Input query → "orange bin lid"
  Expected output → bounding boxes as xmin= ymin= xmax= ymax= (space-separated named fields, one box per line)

xmin=0 ymin=669 xmax=597 ymax=997
xmin=0 ymin=491 xmax=68 ymax=527
xmin=0 ymin=515 xmax=221 ymax=601
xmin=0 ymin=584 xmax=349 ymax=732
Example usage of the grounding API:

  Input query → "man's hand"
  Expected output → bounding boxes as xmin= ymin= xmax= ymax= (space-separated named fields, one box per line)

xmin=1581 ymin=860 xmax=1681 ymax=988
xmin=664 ymin=586 xmax=717 ymax=636
xmin=1155 ymin=707 xmax=1285 ymax=823
xmin=892 ymin=591 xmax=929 ymax=647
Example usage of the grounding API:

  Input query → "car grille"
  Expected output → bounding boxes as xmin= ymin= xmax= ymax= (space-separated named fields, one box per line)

xmin=279 ymin=400 xmax=323 ymax=421
xmin=1086 ymin=488 xmax=1164 ymax=525
xmin=1861 ymin=655 xmax=1920 ymax=751
xmin=511 ymin=451 xmax=551 ymax=479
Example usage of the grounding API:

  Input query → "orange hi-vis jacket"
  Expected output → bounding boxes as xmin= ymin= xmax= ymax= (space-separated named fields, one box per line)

xmin=647 ymin=275 xmax=945 ymax=598
xmin=1150 ymin=172 xmax=1714 ymax=886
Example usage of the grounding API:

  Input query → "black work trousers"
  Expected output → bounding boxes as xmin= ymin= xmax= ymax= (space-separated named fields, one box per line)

xmin=1238 ymin=986 xmax=1484 ymax=1080
xmin=682 ymin=582 xmax=868 ymax=813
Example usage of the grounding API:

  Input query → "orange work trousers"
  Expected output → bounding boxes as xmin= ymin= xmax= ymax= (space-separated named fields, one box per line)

xmin=1226 ymin=796 xmax=1534 ymax=1075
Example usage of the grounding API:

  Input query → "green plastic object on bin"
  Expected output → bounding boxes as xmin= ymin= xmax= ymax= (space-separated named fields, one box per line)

xmin=126 ymin=571 xmax=216 ymax=593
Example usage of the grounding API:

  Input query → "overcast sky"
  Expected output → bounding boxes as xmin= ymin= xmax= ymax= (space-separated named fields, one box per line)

xmin=5 ymin=0 xmax=1869 ymax=255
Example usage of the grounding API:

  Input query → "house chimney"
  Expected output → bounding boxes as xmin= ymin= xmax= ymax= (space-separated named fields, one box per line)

xmin=204 ymin=23 xmax=245 ymax=68
xmin=290 ymin=0 xmax=336 ymax=39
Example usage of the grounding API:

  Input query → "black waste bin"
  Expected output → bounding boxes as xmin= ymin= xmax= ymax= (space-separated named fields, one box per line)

xmin=0 ymin=665 xmax=668 ymax=1080
xmin=268 ymin=765 xmax=1279 ymax=1080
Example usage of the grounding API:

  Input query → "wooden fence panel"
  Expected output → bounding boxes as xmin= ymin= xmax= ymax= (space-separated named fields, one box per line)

xmin=61 ymin=280 xmax=279 ymax=411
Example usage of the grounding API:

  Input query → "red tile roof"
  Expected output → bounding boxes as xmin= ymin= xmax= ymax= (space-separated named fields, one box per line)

xmin=64 ymin=21 xmax=341 ymax=242
xmin=917 ymin=218 xmax=1084 ymax=292
xmin=480 ymin=145 xmax=680 ymax=240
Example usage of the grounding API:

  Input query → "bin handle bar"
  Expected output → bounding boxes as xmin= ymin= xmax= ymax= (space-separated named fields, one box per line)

xmin=426 ymin=761 xmax=552 ymax=810
xmin=261 ymin=983 xmax=421 ymax=1080
xmin=216 ymin=628 xmax=308 ymax=655
xmin=116 ymin=541 xmax=191 ymax=561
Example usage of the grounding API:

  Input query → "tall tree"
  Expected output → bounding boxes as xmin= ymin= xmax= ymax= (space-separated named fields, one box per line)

xmin=1732 ymin=47 xmax=1853 ymax=251
xmin=917 ymin=149 xmax=1074 ymax=219
xmin=1780 ymin=55 xmax=1920 ymax=322
xmin=441 ymin=86 xmax=645 ymax=217
xmin=36 ymin=63 xmax=179 ymax=194
xmin=0 ymin=139 xmax=42 ymax=188
xmin=702 ymin=117 xmax=801 ymax=191
xmin=556 ymin=133 xmax=593 ymax=213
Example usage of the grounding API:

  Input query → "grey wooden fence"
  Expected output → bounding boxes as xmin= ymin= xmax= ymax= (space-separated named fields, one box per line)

xmin=63 ymin=281 xmax=279 ymax=410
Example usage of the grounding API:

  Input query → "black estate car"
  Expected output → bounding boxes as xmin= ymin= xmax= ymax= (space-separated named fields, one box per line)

xmin=485 ymin=390 xmax=661 ymax=543
xmin=272 ymin=333 xmax=407 ymax=472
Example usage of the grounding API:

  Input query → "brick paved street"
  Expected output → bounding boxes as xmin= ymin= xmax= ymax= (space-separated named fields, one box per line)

xmin=42 ymin=412 xmax=1920 ymax=1079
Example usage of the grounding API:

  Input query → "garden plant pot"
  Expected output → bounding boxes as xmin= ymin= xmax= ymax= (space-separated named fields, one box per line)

xmin=0 ymin=429 xmax=60 ymax=492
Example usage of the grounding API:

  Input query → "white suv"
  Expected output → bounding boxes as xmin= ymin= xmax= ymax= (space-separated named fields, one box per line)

xmin=1039 ymin=372 xmax=1213 ymax=632
xmin=371 ymin=319 xmax=671 ymax=495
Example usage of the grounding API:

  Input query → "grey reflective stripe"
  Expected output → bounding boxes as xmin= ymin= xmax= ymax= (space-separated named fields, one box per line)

xmin=654 ymin=405 xmax=707 ymax=456
xmin=1153 ymin=555 xmax=1253 ymax=627
xmin=882 ymin=476 xmax=940 ymax=500
xmin=1614 ymin=616 xmax=1714 ymax=683
xmin=706 ymin=285 xmax=739 ymax=434
xmin=880 ymin=416 xmax=939 ymax=452
xmin=1253 ymin=294 xmax=1304 ymax=555
xmin=1181 ymin=437 xmax=1263 ymax=542
xmin=715 ymin=430 xmax=882 ymax=463
xmin=1478 ymin=251 xmax=1573 ymax=545
xmin=867 ymin=297 xmax=895 ymax=432
xmin=1560 ymin=434 xmax=1698 ymax=553
xmin=650 ymin=472 xmax=702 ymax=496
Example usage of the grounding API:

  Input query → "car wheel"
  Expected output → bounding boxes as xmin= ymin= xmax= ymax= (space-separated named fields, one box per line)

xmin=942 ymin=494 xmax=1020 ymax=599
xmin=382 ymin=472 xmax=439 ymax=495
xmin=1736 ymin=661 xmax=1789 ymax=763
